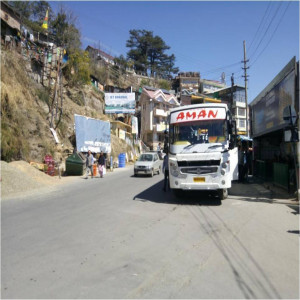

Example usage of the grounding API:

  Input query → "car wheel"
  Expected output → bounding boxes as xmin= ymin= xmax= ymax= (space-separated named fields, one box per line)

xmin=218 ymin=188 xmax=228 ymax=200
xmin=134 ymin=172 xmax=137 ymax=177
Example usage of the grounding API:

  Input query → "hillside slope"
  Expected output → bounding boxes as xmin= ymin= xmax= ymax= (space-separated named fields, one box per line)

xmin=1 ymin=50 xmax=130 ymax=164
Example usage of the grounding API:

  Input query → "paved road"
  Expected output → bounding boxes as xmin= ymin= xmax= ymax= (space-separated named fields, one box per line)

xmin=1 ymin=165 xmax=299 ymax=299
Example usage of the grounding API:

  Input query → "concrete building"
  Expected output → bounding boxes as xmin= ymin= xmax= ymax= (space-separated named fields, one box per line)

xmin=207 ymin=85 xmax=248 ymax=136
xmin=180 ymin=92 xmax=221 ymax=106
xmin=139 ymin=87 xmax=179 ymax=150
xmin=1 ymin=1 xmax=20 ymax=37
xmin=174 ymin=72 xmax=200 ymax=94
xmin=249 ymin=57 xmax=299 ymax=195
xmin=201 ymin=79 xmax=226 ymax=94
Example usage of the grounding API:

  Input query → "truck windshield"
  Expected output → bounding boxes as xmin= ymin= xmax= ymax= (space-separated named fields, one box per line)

xmin=169 ymin=119 xmax=227 ymax=146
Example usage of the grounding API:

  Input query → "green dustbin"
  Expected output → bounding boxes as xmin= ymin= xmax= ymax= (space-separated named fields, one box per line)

xmin=66 ymin=152 xmax=86 ymax=175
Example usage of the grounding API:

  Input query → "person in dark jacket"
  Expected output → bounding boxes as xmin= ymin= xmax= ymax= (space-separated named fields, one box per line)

xmin=162 ymin=150 xmax=169 ymax=191
xmin=97 ymin=151 xmax=106 ymax=178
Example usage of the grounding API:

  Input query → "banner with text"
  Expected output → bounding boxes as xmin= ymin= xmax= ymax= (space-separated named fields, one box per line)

xmin=105 ymin=93 xmax=135 ymax=114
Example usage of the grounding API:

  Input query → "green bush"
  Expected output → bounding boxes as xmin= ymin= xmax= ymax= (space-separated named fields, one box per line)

xmin=65 ymin=50 xmax=90 ymax=87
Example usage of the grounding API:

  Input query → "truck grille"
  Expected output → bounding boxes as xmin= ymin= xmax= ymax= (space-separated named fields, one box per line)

xmin=178 ymin=160 xmax=220 ymax=167
xmin=181 ymin=166 xmax=218 ymax=175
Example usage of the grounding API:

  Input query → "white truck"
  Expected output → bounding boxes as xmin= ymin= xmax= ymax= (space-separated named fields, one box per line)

xmin=167 ymin=103 xmax=238 ymax=200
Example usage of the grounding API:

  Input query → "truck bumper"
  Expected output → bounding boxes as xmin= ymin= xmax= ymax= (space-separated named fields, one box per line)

xmin=169 ymin=176 xmax=231 ymax=190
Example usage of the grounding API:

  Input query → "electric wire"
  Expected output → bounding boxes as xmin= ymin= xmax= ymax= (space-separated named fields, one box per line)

xmin=247 ymin=1 xmax=273 ymax=53
xmin=248 ymin=1 xmax=283 ymax=60
xmin=250 ymin=1 xmax=291 ymax=67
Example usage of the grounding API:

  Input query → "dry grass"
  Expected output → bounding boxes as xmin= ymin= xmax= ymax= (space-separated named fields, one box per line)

xmin=0 ymin=51 xmax=133 ymax=165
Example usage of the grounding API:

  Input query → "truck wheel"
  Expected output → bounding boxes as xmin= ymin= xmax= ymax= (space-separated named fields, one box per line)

xmin=218 ymin=188 xmax=228 ymax=200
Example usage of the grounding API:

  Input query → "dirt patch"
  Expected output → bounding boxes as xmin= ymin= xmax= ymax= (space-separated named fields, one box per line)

xmin=1 ymin=160 xmax=79 ymax=200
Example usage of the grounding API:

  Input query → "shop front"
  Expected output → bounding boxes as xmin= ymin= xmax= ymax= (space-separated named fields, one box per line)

xmin=250 ymin=57 xmax=299 ymax=193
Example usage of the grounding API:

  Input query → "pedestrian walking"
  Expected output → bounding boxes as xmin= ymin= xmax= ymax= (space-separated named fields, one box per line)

xmin=85 ymin=150 xmax=94 ymax=179
xmin=157 ymin=142 xmax=162 ymax=159
xmin=97 ymin=151 xmax=106 ymax=178
xmin=157 ymin=143 xmax=161 ymax=151
xmin=162 ymin=150 xmax=169 ymax=191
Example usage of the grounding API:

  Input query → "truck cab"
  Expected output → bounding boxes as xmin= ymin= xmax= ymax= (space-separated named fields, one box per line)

xmin=168 ymin=103 xmax=238 ymax=199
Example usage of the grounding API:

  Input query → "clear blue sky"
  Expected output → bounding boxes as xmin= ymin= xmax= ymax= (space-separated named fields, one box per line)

xmin=51 ymin=1 xmax=299 ymax=103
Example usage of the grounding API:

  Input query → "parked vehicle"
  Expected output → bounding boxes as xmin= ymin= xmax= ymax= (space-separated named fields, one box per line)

xmin=167 ymin=103 xmax=238 ymax=199
xmin=134 ymin=152 xmax=162 ymax=177
xmin=149 ymin=149 xmax=165 ymax=160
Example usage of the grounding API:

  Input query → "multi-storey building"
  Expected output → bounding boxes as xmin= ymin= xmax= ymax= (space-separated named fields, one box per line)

xmin=207 ymin=85 xmax=248 ymax=136
xmin=174 ymin=72 xmax=200 ymax=94
xmin=139 ymin=86 xmax=179 ymax=150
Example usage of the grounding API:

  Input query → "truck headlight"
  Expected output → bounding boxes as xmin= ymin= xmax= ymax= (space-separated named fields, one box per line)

xmin=170 ymin=161 xmax=179 ymax=177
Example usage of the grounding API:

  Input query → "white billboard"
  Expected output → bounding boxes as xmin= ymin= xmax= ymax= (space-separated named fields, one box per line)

xmin=74 ymin=114 xmax=111 ymax=153
xmin=105 ymin=93 xmax=135 ymax=114
xmin=131 ymin=116 xmax=138 ymax=135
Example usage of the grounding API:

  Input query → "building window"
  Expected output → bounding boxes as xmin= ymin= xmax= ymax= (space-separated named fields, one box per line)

xmin=239 ymin=119 xmax=246 ymax=128
xmin=237 ymin=107 xmax=246 ymax=117
xmin=154 ymin=117 xmax=160 ymax=124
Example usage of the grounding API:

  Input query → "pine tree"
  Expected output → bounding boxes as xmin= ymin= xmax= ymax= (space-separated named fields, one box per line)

xmin=126 ymin=29 xmax=178 ymax=78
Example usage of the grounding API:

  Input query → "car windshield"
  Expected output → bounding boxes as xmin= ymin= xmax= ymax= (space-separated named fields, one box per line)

xmin=138 ymin=154 xmax=154 ymax=162
xmin=169 ymin=119 xmax=227 ymax=145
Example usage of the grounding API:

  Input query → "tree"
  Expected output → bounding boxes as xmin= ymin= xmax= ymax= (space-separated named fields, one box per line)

xmin=9 ymin=1 xmax=54 ymax=26
xmin=158 ymin=54 xmax=179 ymax=79
xmin=157 ymin=79 xmax=171 ymax=90
xmin=8 ymin=1 xmax=33 ymax=19
xmin=51 ymin=4 xmax=81 ymax=52
xmin=32 ymin=1 xmax=54 ymax=24
xmin=114 ymin=55 xmax=128 ymax=72
xmin=126 ymin=29 xmax=178 ymax=78
xmin=65 ymin=50 xmax=90 ymax=87
xmin=126 ymin=29 xmax=149 ymax=73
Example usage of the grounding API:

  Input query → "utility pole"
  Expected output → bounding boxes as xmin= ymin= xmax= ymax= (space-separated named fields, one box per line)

xmin=230 ymin=73 xmax=234 ymax=112
xmin=242 ymin=40 xmax=249 ymax=137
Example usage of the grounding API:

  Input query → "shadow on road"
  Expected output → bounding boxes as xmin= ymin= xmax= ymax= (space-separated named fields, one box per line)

xmin=287 ymin=230 xmax=300 ymax=235
xmin=287 ymin=204 xmax=299 ymax=215
xmin=133 ymin=180 xmax=221 ymax=206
